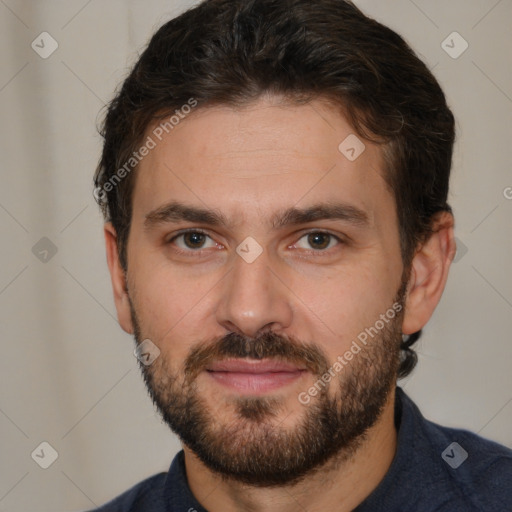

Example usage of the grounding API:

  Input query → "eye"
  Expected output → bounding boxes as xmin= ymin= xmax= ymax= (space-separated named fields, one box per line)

xmin=170 ymin=230 xmax=218 ymax=250
xmin=294 ymin=232 xmax=340 ymax=251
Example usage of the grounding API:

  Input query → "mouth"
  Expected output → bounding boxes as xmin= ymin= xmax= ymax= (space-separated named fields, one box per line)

xmin=205 ymin=358 xmax=308 ymax=394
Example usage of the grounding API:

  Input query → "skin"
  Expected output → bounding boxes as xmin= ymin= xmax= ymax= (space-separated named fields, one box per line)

xmin=104 ymin=95 xmax=455 ymax=511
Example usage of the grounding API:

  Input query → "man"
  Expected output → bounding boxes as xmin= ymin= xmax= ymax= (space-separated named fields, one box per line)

xmin=92 ymin=0 xmax=512 ymax=510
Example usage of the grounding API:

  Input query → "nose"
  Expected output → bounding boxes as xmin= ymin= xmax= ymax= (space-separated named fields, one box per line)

xmin=215 ymin=249 xmax=293 ymax=338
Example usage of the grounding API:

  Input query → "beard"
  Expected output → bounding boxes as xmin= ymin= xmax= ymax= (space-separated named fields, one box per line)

xmin=129 ymin=282 xmax=406 ymax=488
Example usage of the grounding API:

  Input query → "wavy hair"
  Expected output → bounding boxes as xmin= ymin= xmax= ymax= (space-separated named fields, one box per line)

xmin=94 ymin=0 xmax=455 ymax=378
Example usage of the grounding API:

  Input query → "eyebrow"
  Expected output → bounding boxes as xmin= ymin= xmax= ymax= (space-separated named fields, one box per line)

xmin=143 ymin=200 xmax=370 ymax=231
xmin=144 ymin=201 xmax=228 ymax=229
xmin=271 ymin=203 xmax=369 ymax=229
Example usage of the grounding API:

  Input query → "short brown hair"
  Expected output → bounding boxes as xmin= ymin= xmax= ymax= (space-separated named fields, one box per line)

xmin=94 ymin=0 xmax=455 ymax=377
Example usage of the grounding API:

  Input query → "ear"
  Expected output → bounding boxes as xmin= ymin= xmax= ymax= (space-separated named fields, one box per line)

xmin=402 ymin=211 xmax=456 ymax=335
xmin=104 ymin=223 xmax=134 ymax=334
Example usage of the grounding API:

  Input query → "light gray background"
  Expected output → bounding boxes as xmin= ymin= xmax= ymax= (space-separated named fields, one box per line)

xmin=0 ymin=1 xmax=511 ymax=510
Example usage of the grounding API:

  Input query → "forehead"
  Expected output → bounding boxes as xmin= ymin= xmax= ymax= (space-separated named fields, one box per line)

xmin=131 ymin=96 xmax=393 ymax=226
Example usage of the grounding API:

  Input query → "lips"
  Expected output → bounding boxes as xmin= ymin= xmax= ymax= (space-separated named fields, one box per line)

xmin=206 ymin=359 xmax=306 ymax=373
xmin=205 ymin=358 xmax=307 ymax=394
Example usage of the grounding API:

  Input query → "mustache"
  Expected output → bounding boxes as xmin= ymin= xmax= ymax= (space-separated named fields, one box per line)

xmin=184 ymin=331 xmax=330 ymax=382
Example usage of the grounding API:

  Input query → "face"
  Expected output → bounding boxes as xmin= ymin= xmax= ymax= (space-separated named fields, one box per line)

xmin=121 ymin=96 xmax=407 ymax=486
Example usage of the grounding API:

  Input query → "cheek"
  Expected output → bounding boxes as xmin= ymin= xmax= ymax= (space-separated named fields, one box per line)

xmin=291 ymin=263 xmax=398 ymax=353
xmin=128 ymin=261 xmax=210 ymax=356
xmin=131 ymin=245 xmax=203 ymax=308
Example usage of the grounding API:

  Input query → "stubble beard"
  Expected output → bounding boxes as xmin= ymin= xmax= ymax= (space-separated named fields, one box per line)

xmin=130 ymin=288 xmax=405 ymax=488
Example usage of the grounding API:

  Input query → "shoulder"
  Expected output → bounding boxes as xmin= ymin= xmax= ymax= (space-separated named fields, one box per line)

xmin=91 ymin=472 xmax=167 ymax=512
xmin=399 ymin=388 xmax=512 ymax=510
xmin=423 ymin=419 xmax=512 ymax=509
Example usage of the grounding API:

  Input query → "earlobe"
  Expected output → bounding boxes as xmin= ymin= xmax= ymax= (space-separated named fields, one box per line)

xmin=104 ymin=223 xmax=134 ymax=334
xmin=402 ymin=211 xmax=455 ymax=335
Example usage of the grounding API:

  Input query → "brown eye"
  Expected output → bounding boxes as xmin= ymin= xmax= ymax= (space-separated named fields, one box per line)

xmin=171 ymin=231 xmax=217 ymax=251
xmin=292 ymin=231 xmax=342 ymax=252
xmin=183 ymin=232 xmax=207 ymax=249
xmin=307 ymin=233 xmax=332 ymax=250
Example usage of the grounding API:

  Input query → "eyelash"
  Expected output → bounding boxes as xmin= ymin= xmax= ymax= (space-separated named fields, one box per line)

xmin=167 ymin=229 xmax=221 ymax=256
xmin=167 ymin=229 xmax=344 ymax=257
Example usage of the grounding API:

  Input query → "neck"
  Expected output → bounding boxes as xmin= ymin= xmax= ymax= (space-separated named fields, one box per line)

xmin=184 ymin=387 xmax=398 ymax=512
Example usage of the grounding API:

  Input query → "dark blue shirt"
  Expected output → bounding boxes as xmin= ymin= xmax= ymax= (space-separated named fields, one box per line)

xmin=92 ymin=387 xmax=512 ymax=511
